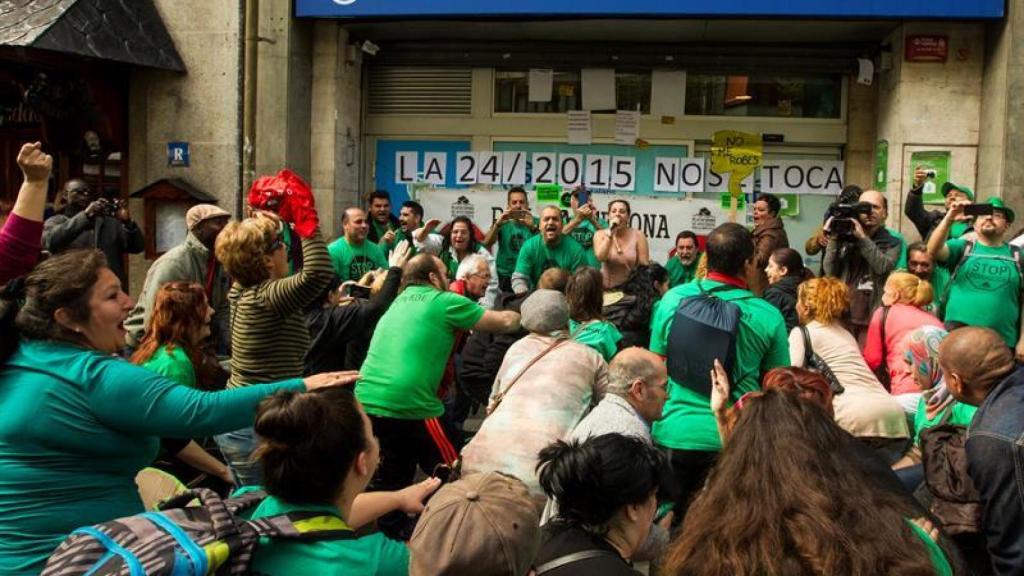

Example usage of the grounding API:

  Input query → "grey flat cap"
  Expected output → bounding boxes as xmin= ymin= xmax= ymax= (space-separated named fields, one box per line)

xmin=521 ymin=289 xmax=569 ymax=334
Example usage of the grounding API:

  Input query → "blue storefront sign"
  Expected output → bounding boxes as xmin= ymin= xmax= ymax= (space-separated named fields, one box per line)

xmin=296 ymin=0 xmax=1004 ymax=20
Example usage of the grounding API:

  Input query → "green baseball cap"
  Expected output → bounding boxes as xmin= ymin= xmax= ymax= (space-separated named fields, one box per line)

xmin=985 ymin=197 xmax=1015 ymax=223
xmin=942 ymin=182 xmax=975 ymax=201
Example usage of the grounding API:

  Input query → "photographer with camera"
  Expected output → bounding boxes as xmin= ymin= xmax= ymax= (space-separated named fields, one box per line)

xmin=905 ymin=167 xmax=974 ymax=242
xmin=928 ymin=197 xmax=1024 ymax=359
xmin=42 ymin=178 xmax=144 ymax=287
xmin=823 ymin=190 xmax=902 ymax=342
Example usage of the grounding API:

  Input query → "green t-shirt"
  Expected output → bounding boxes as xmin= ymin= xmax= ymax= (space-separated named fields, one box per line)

xmin=665 ymin=256 xmax=700 ymax=288
xmin=912 ymin=397 xmax=978 ymax=446
xmin=379 ymin=227 xmax=419 ymax=258
xmin=140 ymin=344 xmax=196 ymax=388
xmin=514 ymin=234 xmax=589 ymax=288
xmin=570 ymin=319 xmax=622 ymax=362
xmin=328 ymin=237 xmax=388 ymax=282
xmin=566 ymin=217 xmax=605 ymax=268
xmin=370 ymin=219 xmax=393 ymax=243
xmin=923 ymin=266 xmax=950 ymax=315
xmin=942 ymin=239 xmax=1021 ymax=346
xmin=357 ymin=285 xmax=485 ymax=419
xmin=496 ymin=218 xmax=539 ymax=277
xmin=950 ymin=221 xmax=970 ymax=240
xmin=649 ymin=280 xmax=790 ymax=451
xmin=234 ymin=487 xmax=409 ymax=576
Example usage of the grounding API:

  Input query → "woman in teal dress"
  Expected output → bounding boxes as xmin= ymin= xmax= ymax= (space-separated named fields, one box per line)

xmin=0 ymin=250 xmax=356 ymax=575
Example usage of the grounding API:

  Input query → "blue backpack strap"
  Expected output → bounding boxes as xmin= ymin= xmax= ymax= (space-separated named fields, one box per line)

xmin=72 ymin=527 xmax=145 ymax=576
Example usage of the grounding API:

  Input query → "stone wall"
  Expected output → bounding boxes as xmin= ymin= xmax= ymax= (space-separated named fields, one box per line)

xmin=875 ymin=22 xmax=985 ymax=241
xmin=126 ymin=0 xmax=243 ymax=295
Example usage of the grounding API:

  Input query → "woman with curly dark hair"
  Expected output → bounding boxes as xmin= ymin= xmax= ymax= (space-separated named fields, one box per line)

xmin=664 ymin=388 xmax=954 ymax=576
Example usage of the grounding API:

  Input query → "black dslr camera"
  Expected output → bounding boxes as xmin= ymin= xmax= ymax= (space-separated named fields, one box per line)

xmin=826 ymin=202 xmax=873 ymax=241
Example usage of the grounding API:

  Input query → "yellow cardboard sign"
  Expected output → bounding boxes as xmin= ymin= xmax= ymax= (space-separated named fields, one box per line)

xmin=710 ymin=130 xmax=763 ymax=198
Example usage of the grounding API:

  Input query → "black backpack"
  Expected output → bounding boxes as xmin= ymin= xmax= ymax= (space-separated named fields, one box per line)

xmin=666 ymin=281 xmax=747 ymax=398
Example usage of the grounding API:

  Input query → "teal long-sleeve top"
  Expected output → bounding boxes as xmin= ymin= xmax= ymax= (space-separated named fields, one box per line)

xmin=0 ymin=340 xmax=305 ymax=575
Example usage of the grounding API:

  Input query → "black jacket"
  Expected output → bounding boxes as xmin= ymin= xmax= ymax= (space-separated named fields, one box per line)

xmin=303 ymin=267 xmax=401 ymax=375
xmin=763 ymin=275 xmax=801 ymax=333
xmin=904 ymin=185 xmax=947 ymax=241
xmin=458 ymin=291 xmax=528 ymax=404
xmin=42 ymin=208 xmax=145 ymax=286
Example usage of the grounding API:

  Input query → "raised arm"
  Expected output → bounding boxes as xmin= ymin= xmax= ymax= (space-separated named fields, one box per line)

xmin=927 ymin=204 xmax=964 ymax=263
xmin=0 ymin=143 xmax=51 ymax=283
xmin=593 ymin=229 xmax=614 ymax=263
xmin=264 ymin=229 xmax=335 ymax=316
xmin=483 ymin=212 xmax=509 ymax=249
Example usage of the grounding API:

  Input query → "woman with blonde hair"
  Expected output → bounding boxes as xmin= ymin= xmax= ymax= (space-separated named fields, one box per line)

xmin=789 ymin=277 xmax=909 ymax=463
xmin=863 ymin=272 xmax=944 ymax=414
xmin=214 ymin=194 xmax=335 ymax=485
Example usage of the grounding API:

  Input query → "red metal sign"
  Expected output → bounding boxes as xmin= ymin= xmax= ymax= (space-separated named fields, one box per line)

xmin=905 ymin=35 xmax=949 ymax=62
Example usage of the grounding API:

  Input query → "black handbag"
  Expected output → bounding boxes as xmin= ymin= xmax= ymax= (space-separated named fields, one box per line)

xmin=799 ymin=326 xmax=845 ymax=395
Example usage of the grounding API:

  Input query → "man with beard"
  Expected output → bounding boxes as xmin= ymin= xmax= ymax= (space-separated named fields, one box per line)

xmin=905 ymin=242 xmax=948 ymax=314
xmin=666 ymin=231 xmax=701 ymax=288
xmin=511 ymin=205 xmax=588 ymax=294
xmin=929 ymin=198 xmax=1024 ymax=357
xmin=385 ymin=200 xmax=440 ymax=258
xmin=823 ymin=189 xmax=901 ymax=342
xmin=328 ymin=207 xmax=388 ymax=282
xmin=367 ymin=190 xmax=400 ymax=245
xmin=42 ymin=178 xmax=144 ymax=286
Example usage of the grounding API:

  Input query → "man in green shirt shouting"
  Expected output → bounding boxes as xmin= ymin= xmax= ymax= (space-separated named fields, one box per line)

xmin=327 ymin=207 xmax=388 ymax=282
xmin=928 ymin=197 xmax=1024 ymax=358
xmin=511 ymin=205 xmax=589 ymax=294
xmin=666 ymin=230 xmax=702 ymax=288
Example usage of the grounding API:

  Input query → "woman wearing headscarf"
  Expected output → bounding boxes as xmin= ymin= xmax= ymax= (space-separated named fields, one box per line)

xmin=892 ymin=325 xmax=978 ymax=490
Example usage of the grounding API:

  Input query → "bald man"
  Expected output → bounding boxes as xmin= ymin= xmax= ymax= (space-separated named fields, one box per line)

xmin=823 ymin=189 xmax=902 ymax=341
xmin=569 ymin=347 xmax=669 ymax=443
xmin=939 ymin=326 xmax=1024 ymax=576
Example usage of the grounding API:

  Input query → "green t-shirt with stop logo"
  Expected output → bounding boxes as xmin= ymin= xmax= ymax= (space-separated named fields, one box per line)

xmin=496 ymin=218 xmax=539 ymax=277
xmin=565 ymin=218 xmax=605 ymax=268
xmin=942 ymin=239 xmax=1021 ymax=347
xmin=327 ymin=237 xmax=388 ymax=282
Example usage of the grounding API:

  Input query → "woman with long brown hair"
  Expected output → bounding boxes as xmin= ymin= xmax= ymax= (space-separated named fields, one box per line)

xmin=132 ymin=282 xmax=234 ymax=485
xmin=665 ymin=388 xmax=954 ymax=576
xmin=131 ymin=282 xmax=217 ymax=389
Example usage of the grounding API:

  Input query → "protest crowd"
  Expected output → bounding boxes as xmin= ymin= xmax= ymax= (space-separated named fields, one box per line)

xmin=4 ymin=139 xmax=1024 ymax=576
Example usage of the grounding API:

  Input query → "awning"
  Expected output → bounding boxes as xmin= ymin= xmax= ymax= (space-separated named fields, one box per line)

xmin=296 ymin=0 xmax=1004 ymax=20
xmin=0 ymin=0 xmax=185 ymax=72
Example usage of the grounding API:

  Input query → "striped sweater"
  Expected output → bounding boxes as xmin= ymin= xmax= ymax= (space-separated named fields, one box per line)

xmin=227 ymin=229 xmax=334 ymax=388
